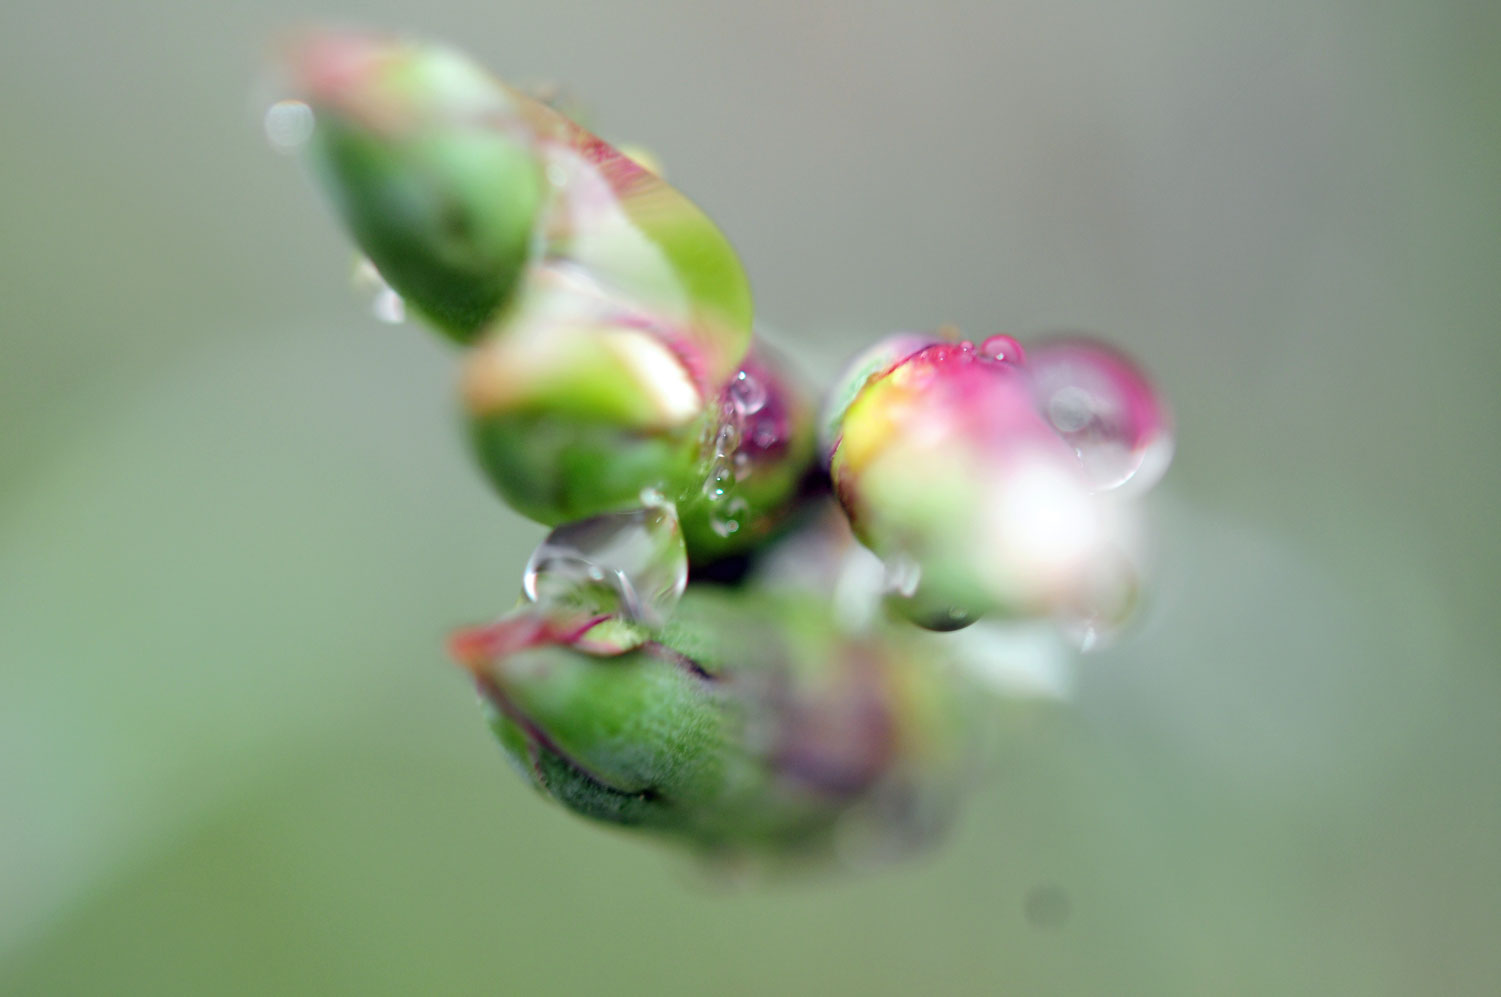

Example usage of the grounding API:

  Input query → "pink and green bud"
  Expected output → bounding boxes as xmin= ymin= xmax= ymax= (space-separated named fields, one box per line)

xmin=282 ymin=32 xmax=545 ymax=340
xmin=827 ymin=334 xmax=1140 ymax=628
xmin=461 ymin=262 xmax=710 ymax=525
xmin=449 ymin=587 xmax=976 ymax=856
xmin=283 ymin=30 xmax=754 ymax=380
xmin=675 ymin=342 xmax=818 ymax=560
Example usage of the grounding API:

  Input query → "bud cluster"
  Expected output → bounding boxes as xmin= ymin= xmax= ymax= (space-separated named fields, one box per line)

xmin=278 ymin=31 xmax=1172 ymax=860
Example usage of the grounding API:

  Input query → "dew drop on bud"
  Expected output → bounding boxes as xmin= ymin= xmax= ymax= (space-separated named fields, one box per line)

xmin=522 ymin=505 xmax=688 ymax=626
xmin=264 ymin=99 xmax=314 ymax=153
xmin=710 ymin=497 xmax=749 ymax=538
xmin=716 ymin=422 xmax=741 ymax=454
xmin=1027 ymin=338 xmax=1173 ymax=494
xmin=980 ymin=334 xmax=1026 ymax=364
xmin=702 ymin=458 xmax=734 ymax=501
xmin=728 ymin=369 xmax=767 ymax=415
xmin=371 ymin=286 xmax=406 ymax=324
xmin=883 ymin=555 xmax=923 ymax=599
xmin=352 ymin=258 xmax=406 ymax=325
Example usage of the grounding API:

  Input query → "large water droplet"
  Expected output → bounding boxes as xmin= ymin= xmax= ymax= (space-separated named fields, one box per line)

xmin=728 ymin=369 xmax=767 ymax=415
xmin=264 ymin=99 xmax=314 ymax=153
xmin=1027 ymin=338 xmax=1173 ymax=494
xmin=523 ymin=505 xmax=687 ymax=626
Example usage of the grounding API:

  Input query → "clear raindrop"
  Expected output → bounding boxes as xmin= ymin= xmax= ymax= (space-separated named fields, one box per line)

xmin=1028 ymin=338 xmax=1173 ymax=494
xmin=352 ymin=258 xmax=406 ymax=325
xmin=710 ymin=497 xmax=750 ymax=539
xmin=264 ymin=99 xmax=314 ymax=153
xmin=702 ymin=458 xmax=734 ymax=501
xmin=728 ymin=369 xmax=767 ymax=415
xmin=523 ymin=504 xmax=688 ymax=626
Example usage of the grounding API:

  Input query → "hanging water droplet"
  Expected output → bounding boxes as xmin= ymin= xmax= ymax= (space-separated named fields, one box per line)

xmin=883 ymin=555 xmax=922 ymax=598
xmin=728 ymin=369 xmax=767 ymax=415
xmin=352 ymin=258 xmax=406 ymax=325
xmin=371 ymin=285 xmax=406 ymax=324
xmin=1057 ymin=553 xmax=1139 ymax=653
xmin=264 ymin=99 xmax=314 ymax=153
xmin=522 ymin=504 xmax=688 ymax=626
xmin=1027 ymin=338 xmax=1173 ymax=494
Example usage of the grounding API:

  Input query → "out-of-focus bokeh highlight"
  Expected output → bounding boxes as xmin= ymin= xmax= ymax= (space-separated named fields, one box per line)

xmin=3 ymin=2 xmax=1498 ymax=993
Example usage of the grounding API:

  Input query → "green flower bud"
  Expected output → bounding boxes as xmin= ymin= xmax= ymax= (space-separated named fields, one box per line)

xmin=450 ymin=587 xmax=977 ymax=857
xmin=285 ymin=32 xmax=546 ymax=340
xmin=675 ymin=343 xmax=818 ymax=560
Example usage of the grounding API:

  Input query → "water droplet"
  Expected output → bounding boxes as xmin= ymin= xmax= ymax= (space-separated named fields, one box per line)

xmin=371 ymin=286 xmax=406 ymax=324
xmin=709 ymin=497 xmax=750 ymax=539
xmin=264 ymin=99 xmax=314 ymax=153
xmin=638 ymin=486 xmax=667 ymax=508
xmin=750 ymin=421 xmax=780 ymax=450
xmin=884 ymin=555 xmax=922 ymax=598
xmin=728 ymin=369 xmax=767 ymax=415
xmin=352 ymin=258 xmax=406 ymax=325
xmin=715 ymin=422 xmax=741 ymax=454
xmin=1028 ymin=338 xmax=1173 ymax=494
xmin=980 ymin=334 xmax=1027 ymax=364
xmin=702 ymin=458 xmax=734 ymax=501
xmin=523 ymin=505 xmax=687 ymax=626
xmin=1057 ymin=554 xmax=1139 ymax=653
xmin=733 ymin=451 xmax=753 ymax=475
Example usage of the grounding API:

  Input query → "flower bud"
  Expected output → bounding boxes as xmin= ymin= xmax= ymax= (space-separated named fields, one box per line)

xmin=450 ymin=588 xmax=976 ymax=857
xmin=462 ymin=262 xmax=709 ymax=525
xmin=675 ymin=342 xmax=818 ymax=559
xmin=283 ymin=31 xmax=546 ymax=340
xmin=827 ymin=335 xmax=1129 ymax=628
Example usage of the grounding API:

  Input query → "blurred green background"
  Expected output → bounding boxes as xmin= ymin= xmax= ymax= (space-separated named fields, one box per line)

xmin=3 ymin=1 xmax=1498 ymax=993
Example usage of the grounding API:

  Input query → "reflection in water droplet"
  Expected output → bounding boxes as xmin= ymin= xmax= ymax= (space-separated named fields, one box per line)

xmin=264 ymin=99 xmax=314 ymax=153
xmin=728 ymin=369 xmax=767 ymax=415
xmin=1028 ymin=339 xmax=1173 ymax=494
xmin=523 ymin=505 xmax=687 ymax=625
